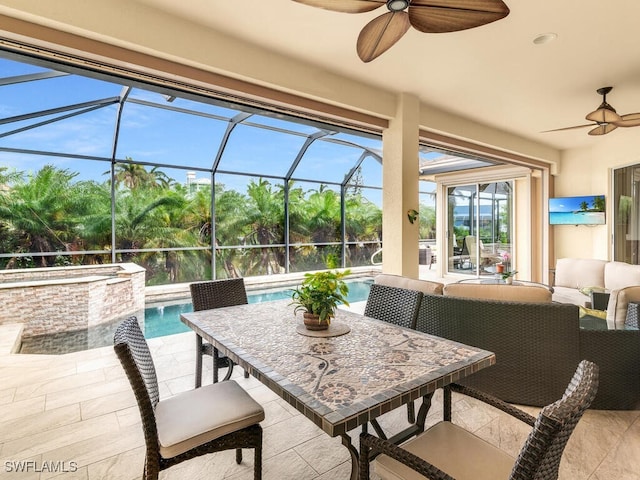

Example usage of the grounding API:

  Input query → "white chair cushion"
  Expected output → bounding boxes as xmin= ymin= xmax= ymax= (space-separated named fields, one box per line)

xmin=155 ymin=379 xmax=264 ymax=458
xmin=375 ymin=421 xmax=514 ymax=480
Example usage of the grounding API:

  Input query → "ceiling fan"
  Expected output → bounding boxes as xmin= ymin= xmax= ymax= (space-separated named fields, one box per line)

xmin=292 ymin=0 xmax=510 ymax=62
xmin=544 ymin=87 xmax=640 ymax=136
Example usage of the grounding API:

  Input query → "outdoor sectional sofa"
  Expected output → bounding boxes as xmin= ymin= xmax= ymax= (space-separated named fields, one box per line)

xmin=373 ymin=274 xmax=640 ymax=410
xmin=418 ymin=287 xmax=581 ymax=407
xmin=552 ymin=257 xmax=640 ymax=329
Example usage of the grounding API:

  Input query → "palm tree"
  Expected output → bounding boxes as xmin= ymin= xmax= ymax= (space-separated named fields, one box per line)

xmin=148 ymin=166 xmax=174 ymax=189
xmin=0 ymin=166 xmax=21 ymax=186
xmin=108 ymin=159 xmax=152 ymax=189
xmin=290 ymin=185 xmax=342 ymax=269
xmin=345 ymin=193 xmax=382 ymax=266
xmin=0 ymin=165 xmax=89 ymax=267
xmin=183 ymin=186 xmax=213 ymax=245
xmin=114 ymin=189 xmax=186 ymax=261
xmin=304 ymin=186 xmax=341 ymax=243
xmin=418 ymin=204 xmax=436 ymax=239
xmin=213 ymin=183 xmax=250 ymax=278
xmin=234 ymin=178 xmax=285 ymax=275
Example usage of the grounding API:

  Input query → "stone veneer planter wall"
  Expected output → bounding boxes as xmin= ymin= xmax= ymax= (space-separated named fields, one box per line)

xmin=0 ymin=263 xmax=146 ymax=337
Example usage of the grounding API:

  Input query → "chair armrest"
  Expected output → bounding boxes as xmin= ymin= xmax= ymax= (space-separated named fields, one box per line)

xmin=450 ymin=384 xmax=536 ymax=427
xmin=359 ymin=432 xmax=455 ymax=480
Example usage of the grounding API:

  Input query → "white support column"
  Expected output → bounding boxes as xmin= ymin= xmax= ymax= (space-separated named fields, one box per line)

xmin=382 ymin=93 xmax=420 ymax=278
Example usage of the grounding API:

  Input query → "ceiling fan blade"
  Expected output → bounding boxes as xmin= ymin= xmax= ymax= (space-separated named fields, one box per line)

xmin=357 ymin=11 xmax=411 ymax=62
xmin=408 ymin=0 xmax=510 ymax=33
xmin=541 ymin=124 xmax=595 ymax=133
xmin=292 ymin=0 xmax=384 ymax=14
xmin=588 ymin=123 xmax=618 ymax=136
xmin=613 ymin=113 xmax=640 ymax=127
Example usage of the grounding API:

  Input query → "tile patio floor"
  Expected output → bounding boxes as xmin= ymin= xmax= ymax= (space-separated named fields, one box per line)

xmin=0 ymin=300 xmax=639 ymax=479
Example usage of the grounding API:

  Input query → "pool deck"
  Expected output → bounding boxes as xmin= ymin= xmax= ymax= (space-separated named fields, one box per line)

xmin=0 ymin=268 xmax=639 ymax=478
xmin=0 ymin=303 xmax=638 ymax=479
xmin=0 ymin=324 xmax=22 ymax=355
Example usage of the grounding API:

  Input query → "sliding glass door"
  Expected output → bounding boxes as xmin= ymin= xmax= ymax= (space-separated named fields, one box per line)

xmin=447 ymin=181 xmax=513 ymax=276
xmin=613 ymin=165 xmax=640 ymax=264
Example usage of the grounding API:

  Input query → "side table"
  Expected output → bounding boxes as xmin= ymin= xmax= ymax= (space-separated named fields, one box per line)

xmin=590 ymin=290 xmax=610 ymax=311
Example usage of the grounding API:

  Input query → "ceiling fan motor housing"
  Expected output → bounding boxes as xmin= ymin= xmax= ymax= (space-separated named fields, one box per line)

xmin=586 ymin=87 xmax=621 ymax=124
xmin=387 ymin=0 xmax=410 ymax=11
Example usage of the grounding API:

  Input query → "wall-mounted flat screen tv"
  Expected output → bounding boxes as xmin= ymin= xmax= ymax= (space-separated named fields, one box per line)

xmin=549 ymin=195 xmax=606 ymax=225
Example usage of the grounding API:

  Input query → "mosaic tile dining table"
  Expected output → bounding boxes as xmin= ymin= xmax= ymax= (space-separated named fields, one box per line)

xmin=180 ymin=299 xmax=495 ymax=479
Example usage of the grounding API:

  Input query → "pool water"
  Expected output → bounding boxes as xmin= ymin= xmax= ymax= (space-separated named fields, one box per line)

xmin=19 ymin=278 xmax=373 ymax=354
xmin=144 ymin=279 xmax=373 ymax=339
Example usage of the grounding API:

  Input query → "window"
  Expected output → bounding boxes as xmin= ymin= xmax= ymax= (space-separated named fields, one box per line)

xmin=0 ymin=52 xmax=383 ymax=284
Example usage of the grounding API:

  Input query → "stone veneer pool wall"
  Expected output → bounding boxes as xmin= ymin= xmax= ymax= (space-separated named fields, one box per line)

xmin=0 ymin=263 xmax=146 ymax=337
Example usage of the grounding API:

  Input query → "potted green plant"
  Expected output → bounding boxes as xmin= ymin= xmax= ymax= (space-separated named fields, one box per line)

xmin=501 ymin=270 xmax=517 ymax=284
xmin=290 ymin=269 xmax=350 ymax=330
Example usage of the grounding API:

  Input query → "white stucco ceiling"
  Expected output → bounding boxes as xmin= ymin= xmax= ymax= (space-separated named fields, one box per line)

xmin=134 ymin=1 xmax=640 ymax=151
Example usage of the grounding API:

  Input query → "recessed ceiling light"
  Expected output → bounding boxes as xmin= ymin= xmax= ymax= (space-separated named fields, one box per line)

xmin=533 ymin=33 xmax=558 ymax=45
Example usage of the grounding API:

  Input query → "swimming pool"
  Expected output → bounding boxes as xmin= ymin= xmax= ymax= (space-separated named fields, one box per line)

xmin=144 ymin=279 xmax=374 ymax=339
xmin=19 ymin=278 xmax=373 ymax=354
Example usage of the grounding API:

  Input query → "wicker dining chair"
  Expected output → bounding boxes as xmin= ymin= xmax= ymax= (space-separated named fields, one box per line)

xmin=190 ymin=278 xmax=250 ymax=387
xmin=114 ymin=316 xmax=264 ymax=480
xmin=364 ymin=283 xmax=423 ymax=424
xmin=359 ymin=359 xmax=599 ymax=480
xmin=364 ymin=283 xmax=423 ymax=330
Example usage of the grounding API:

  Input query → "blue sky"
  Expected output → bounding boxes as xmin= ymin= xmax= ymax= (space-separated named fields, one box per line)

xmin=1 ymin=56 xmax=379 ymax=184
xmin=549 ymin=195 xmax=604 ymax=212
xmin=0 ymin=54 xmax=442 ymax=206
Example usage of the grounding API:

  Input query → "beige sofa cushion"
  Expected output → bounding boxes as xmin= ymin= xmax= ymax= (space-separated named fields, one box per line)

xmin=374 ymin=274 xmax=444 ymax=295
xmin=554 ymin=258 xmax=607 ymax=289
xmin=604 ymin=261 xmax=640 ymax=291
xmin=606 ymin=285 xmax=640 ymax=330
xmin=443 ymin=283 xmax=552 ymax=303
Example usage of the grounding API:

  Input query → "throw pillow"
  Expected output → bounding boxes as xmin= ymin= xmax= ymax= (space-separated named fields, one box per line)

xmin=578 ymin=305 xmax=607 ymax=319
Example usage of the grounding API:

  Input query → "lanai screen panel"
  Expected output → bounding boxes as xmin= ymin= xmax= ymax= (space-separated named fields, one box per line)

xmin=346 ymin=154 xmax=382 ymax=188
xmin=1 ymin=106 xmax=118 ymax=160
xmin=294 ymin=136 xmax=372 ymax=184
xmin=217 ymin=120 xmax=307 ymax=176
xmin=116 ymin=90 xmax=229 ymax=169
xmin=0 ymin=59 xmax=121 ymax=118
xmin=0 ymin=50 xmax=385 ymax=281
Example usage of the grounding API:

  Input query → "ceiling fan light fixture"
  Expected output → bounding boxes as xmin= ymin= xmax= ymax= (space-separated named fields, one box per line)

xmin=585 ymin=104 xmax=621 ymax=123
xmin=387 ymin=0 xmax=409 ymax=11
xmin=545 ymin=85 xmax=640 ymax=136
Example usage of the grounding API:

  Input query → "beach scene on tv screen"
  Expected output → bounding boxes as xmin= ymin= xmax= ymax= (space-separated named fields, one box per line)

xmin=549 ymin=195 xmax=605 ymax=225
